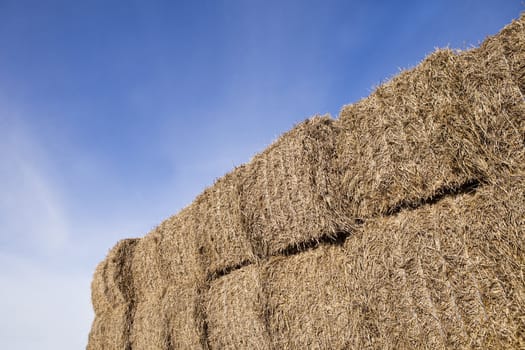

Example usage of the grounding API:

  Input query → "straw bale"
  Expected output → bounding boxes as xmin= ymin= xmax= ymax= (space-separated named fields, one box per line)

xmin=191 ymin=168 xmax=256 ymax=275
xmin=264 ymin=245 xmax=353 ymax=349
xmin=240 ymin=116 xmax=348 ymax=257
xmin=165 ymin=285 xmax=206 ymax=349
xmin=336 ymin=27 xmax=525 ymax=218
xmin=205 ymin=265 xmax=271 ymax=350
xmin=131 ymin=232 xmax=166 ymax=301
xmin=88 ymin=239 xmax=138 ymax=349
xmin=130 ymin=285 xmax=204 ymax=349
xmin=91 ymin=238 xmax=138 ymax=314
xmin=127 ymin=211 xmax=204 ymax=347
xmin=130 ymin=295 xmax=169 ymax=349
xmin=152 ymin=207 xmax=204 ymax=286
xmin=153 ymin=208 xmax=207 ymax=348
xmin=87 ymin=305 xmax=129 ymax=350
xmin=263 ymin=223 xmax=439 ymax=350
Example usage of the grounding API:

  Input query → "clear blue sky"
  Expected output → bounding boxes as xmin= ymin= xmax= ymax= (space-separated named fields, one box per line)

xmin=0 ymin=1 xmax=522 ymax=348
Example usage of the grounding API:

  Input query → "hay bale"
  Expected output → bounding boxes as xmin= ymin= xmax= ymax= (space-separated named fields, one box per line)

xmin=240 ymin=116 xmax=349 ymax=257
xmin=163 ymin=285 xmax=206 ymax=349
xmin=129 ymin=285 xmax=204 ymax=349
xmin=131 ymin=232 xmax=166 ymax=302
xmin=87 ymin=306 xmax=129 ymax=350
xmin=153 ymin=207 xmax=205 ymax=286
xmin=264 ymin=245 xmax=353 ymax=349
xmin=153 ymin=209 xmax=207 ymax=348
xmin=336 ymin=29 xmax=524 ymax=218
xmin=88 ymin=239 xmax=138 ymax=349
xmin=130 ymin=296 xmax=169 ymax=350
xmin=191 ymin=169 xmax=256 ymax=275
xmin=205 ymin=265 xmax=271 ymax=350
xmin=91 ymin=239 xmax=139 ymax=313
xmin=262 ymin=224 xmax=438 ymax=349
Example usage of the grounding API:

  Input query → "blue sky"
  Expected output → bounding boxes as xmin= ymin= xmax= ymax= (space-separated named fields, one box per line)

xmin=0 ymin=1 xmax=522 ymax=348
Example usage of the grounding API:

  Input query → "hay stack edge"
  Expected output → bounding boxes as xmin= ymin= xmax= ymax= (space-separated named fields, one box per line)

xmin=88 ymin=14 xmax=525 ymax=349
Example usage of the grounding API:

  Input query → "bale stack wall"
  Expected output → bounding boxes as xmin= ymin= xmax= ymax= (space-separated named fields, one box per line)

xmin=87 ymin=14 xmax=525 ymax=350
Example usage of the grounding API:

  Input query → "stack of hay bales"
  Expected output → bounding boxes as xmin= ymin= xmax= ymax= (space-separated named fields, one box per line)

xmin=88 ymin=14 xmax=525 ymax=350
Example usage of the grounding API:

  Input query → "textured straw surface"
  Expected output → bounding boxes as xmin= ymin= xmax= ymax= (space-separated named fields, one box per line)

xmin=206 ymin=265 xmax=271 ymax=349
xmin=263 ymin=175 xmax=525 ymax=349
xmin=337 ymin=38 xmax=524 ymax=218
xmin=87 ymin=14 xmax=525 ymax=350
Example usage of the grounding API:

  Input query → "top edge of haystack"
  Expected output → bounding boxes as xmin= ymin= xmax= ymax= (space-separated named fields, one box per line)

xmin=136 ymin=11 xmax=525 ymax=256
xmin=337 ymin=12 xmax=525 ymax=116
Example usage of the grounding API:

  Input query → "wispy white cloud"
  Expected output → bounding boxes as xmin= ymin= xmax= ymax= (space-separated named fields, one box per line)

xmin=0 ymin=117 xmax=70 ymax=256
xmin=0 ymin=109 xmax=93 ymax=349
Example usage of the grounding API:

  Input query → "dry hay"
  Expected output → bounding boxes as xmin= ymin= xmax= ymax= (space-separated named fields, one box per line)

xmin=262 ymin=174 xmax=524 ymax=350
xmin=87 ymin=13 xmax=525 ymax=350
xmin=239 ymin=115 xmax=349 ymax=257
xmin=191 ymin=169 xmax=255 ymax=275
xmin=198 ymin=173 xmax=524 ymax=349
xmin=131 ymin=209 xmax=205 ymax=349
xmin=336 ymin=32 xmax=525 ymax=218
xmin=205 ymin=265 xmax=271 ymax=350
xmin=129 ymin=296 xmax=168 ymax=350
xmin=88 ymin=239 xmax=137 ymax=348
xmin=88 ymin=305 xmax=129 ymax=349
xmin=90 ymin=238 xmax=138 ymax=314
